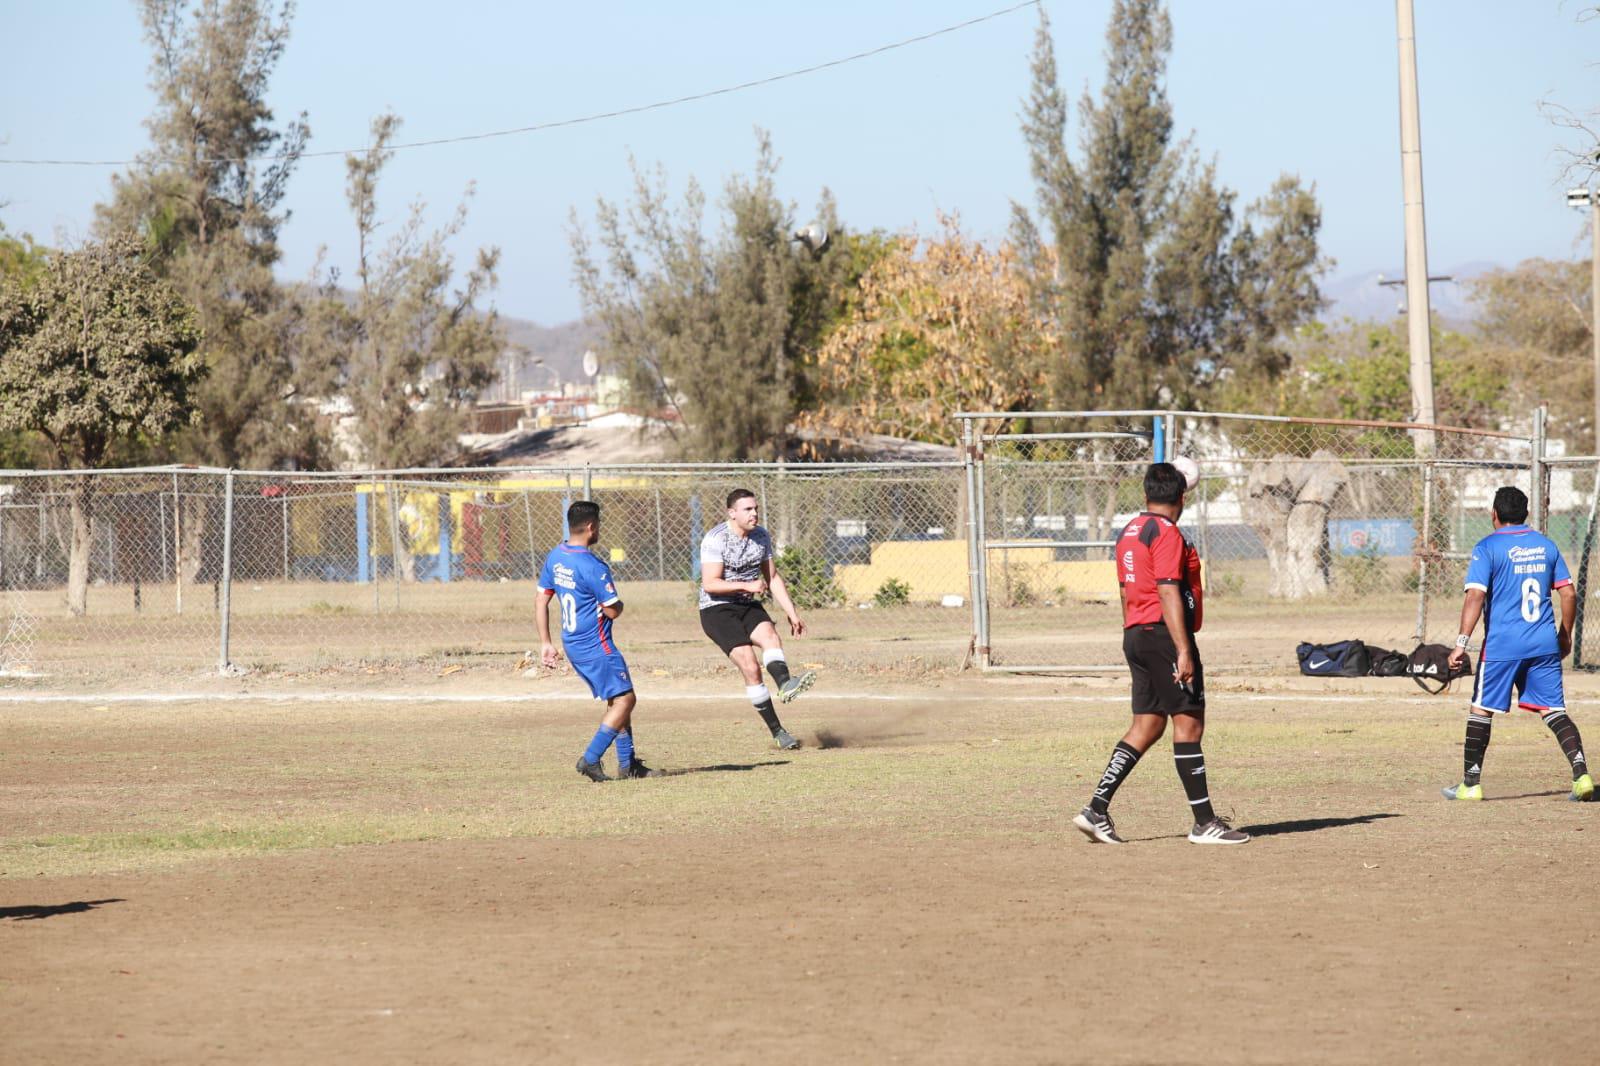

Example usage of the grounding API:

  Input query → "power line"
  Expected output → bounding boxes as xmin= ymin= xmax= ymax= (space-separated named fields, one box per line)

xmin=0 ymin=1 xmax=1040 ymax=169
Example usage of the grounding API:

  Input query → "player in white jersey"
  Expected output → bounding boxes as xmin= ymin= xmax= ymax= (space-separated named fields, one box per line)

xmin=699 ymin=488 xmax=817 ymax=750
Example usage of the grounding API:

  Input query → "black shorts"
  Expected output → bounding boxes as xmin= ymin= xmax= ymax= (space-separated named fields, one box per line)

xmin=1123 ymin=624 xmax=1205 ymax=716
xmin=700 ymin=601 xmax=775 ymax=655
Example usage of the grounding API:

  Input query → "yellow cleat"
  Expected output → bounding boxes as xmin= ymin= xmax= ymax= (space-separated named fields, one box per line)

xmin=1570 ymin=773 xmax=1595 ymax=803
xmin=1441 ymin=782 xmax=1483 ymax=801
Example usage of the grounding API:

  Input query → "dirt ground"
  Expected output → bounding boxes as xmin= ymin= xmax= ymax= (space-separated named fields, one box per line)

xmin=4 ymin=675 xmax=1598 ymax=1064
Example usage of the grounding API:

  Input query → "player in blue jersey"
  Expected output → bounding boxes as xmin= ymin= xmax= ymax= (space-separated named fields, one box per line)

xmin=537 ymin=500 xmax=659 ymax=783
xmin=1442 ymin=487 xmax=1593 ymax=802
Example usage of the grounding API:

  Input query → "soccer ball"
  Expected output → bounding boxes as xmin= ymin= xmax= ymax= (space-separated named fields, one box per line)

xmin=1172 ymin=455 xmax=1200 ymax=491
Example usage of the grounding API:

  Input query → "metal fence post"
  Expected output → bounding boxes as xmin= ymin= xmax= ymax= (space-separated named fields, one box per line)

xmin=962 ymin=419 xmax=983 ymax=666
xmin=172 ymin=473 xmax=183 ymax=615
xmin=520 ymin=489 xmax=537 ymax=580
xmin=582 ymin=463 xmax=593 ymax=501
xmin=1414 ymin=460 xmax=1434 ymax=643
xmin=385 ymin=478 xmax=403 ymax=610
xmin=218 ymin=470 xmax=235 ymax=673
xmin=653 ymin=484 xmax=666 ymax=580
xmin=1532 ymin=405 xmax=1548 ymax=530
xmin=281 ymin=491 xmax=290 ymax=581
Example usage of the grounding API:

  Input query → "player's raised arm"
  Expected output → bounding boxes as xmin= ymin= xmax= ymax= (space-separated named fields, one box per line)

xmin=763 ymin=556 xmax=806 ymax=637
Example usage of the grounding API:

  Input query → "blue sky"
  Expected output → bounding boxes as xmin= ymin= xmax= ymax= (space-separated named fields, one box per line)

xmin=2 ymin=1 xmax=1596 ymax=324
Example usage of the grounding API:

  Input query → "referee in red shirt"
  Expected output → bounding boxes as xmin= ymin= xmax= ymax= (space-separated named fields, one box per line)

xmin=1072 ymin=462 xmax=1250 ymax=845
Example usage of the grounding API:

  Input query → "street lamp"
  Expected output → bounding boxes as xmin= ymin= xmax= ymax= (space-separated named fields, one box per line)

xmin=1566 ymin=187 xmax=1600 ymax=447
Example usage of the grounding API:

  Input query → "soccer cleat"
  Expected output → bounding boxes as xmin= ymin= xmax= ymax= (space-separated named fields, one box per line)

xmin=620 ymin=758 xmax=663 ymax=779
xmin=575 ymin=758 xmax=612 ymax=783
xmin=1072 ymin=806 xmax=1125 ymax=845
xmin=1440 ymin=782 xmax=1483 ymax=801
xmin=1570 ymin=773 xmax=1595 ymax=802
xmin=773 ymin=728 xmax=802 ymax=750
xmin=1188 ymin=818 xmax=1250 ymax=844
xmin=778 ymin=670 xmax=817 ymax=704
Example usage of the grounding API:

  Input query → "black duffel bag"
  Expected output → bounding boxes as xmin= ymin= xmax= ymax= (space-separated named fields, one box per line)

xmin=1405 ymin=643 xmax=1473 ymax=694
xmin=1367 ymin=646 xmax=1409 ymax=677
xmin=1296 ymin=639 xmax=1371 ymax=678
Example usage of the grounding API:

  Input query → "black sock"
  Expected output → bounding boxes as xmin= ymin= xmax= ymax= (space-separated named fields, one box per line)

xmin=1173 ymin=741 xmax=1215 ymax=823
xmin=1545 ymin=712 xmax=1588 ymax=780
xmin=766 ymin=657 xmax=792 ymax=688
xmin=754 ymin=699 xmax=784 ymax=736
xmin=1463 ymin=715 xmax=1492 ymax=786
xmin=1089 ymin=741 xmax=1141 ymax=814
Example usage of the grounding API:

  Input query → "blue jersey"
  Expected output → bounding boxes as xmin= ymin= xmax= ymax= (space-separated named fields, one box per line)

xmin=1464 ymin=525 xmax=1572 ymax=661
xmin=537 ymin=543 xmax=622 ymax=659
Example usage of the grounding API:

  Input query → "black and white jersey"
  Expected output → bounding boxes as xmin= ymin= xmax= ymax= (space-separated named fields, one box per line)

xmin=698 ymin=522 xmax=774 ymax=610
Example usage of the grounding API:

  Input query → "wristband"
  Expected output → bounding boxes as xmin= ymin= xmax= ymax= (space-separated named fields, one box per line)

xmin=1454 ymin=634 xmax=1470 ymax=649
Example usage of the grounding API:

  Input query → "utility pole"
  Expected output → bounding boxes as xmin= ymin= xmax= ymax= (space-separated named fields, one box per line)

xmin=1396 ymin=0 xmax=1437 ymax=451
xmin=1565 ymin=187 xmax=1600 ymax=445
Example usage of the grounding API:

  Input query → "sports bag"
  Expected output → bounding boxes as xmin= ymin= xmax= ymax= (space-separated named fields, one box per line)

xmin=1296 ymin=639 xmax=1371 ymax=678
xmin=1405 ymin=643 xmax=1473 ymax=694
xmin=1366 ymin=646 xmax=1408 ymax=677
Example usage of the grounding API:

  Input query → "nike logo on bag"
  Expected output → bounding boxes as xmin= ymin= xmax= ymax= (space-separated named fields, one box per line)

xmin=1308 ymin=657 xmax=1331 ymax=669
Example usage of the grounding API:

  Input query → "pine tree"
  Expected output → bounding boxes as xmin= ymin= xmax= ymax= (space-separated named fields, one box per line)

xmin=95 ymin=0 xmax=315 ymax=469
xmin=1011 ymin=1 xmax=1326 ymax=410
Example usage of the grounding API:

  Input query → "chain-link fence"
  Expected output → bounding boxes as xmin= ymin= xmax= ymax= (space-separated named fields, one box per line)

xmin=4 ymin=410 xmax=1590 ymax=683
xmin=959 ymin=410 xmax=1541 ymax=675
xmin=0 ymin=462 xmax=968 ymax=678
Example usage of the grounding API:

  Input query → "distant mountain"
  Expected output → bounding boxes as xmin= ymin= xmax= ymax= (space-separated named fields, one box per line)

xmin=1320 ymin=261 xmax=1497 ymax=330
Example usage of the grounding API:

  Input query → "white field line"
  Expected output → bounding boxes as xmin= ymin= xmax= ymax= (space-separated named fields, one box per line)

xmin=0 ymin=690 xmax=1466 ymax=707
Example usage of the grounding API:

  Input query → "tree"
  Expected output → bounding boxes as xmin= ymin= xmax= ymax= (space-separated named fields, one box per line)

xmin=96 ymin=0 xmax=314 ymax=470
xmin=803 ymin=218 xmax=1051 ymax=446
xmin=0 ymin=235 xmax=204 ymax=614
xmin=303 ymin=113 xmax=503 ymax=469
xmin=570 ymin=133 xmax=858 ymax=459
xmin=299 ymin=113 xmax=504 ymax=578
xmin=1010 ymin=2 xmax=1327 ymax=410
xmin=1470 ymin=259 xmax=1593 ymax=448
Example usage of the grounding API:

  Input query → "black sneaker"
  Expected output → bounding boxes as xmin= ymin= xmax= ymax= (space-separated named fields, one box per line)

xmin=773 ymin=729 xmax=802 ymax=750
xmin=1188 ymin=818 xmax=1250 ymax=845
xmin=575 ymin=757 xmax=611 ymax=783
xmin=1072 ymin=806 xmax=1125 ymax=844
xmin=620 ymin=758 xmax=663 ymax=779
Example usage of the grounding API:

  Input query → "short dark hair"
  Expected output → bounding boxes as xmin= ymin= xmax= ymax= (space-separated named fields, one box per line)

xmin=1144 ymin=463 xmax=1186 ymax=506
xmin=1493 ymin=486 xmax=1529 ymax=525
xmin=567 ymin=500 xmax=601 ymax=533
xmin=726 ymin=488 xmax=756 ymax=510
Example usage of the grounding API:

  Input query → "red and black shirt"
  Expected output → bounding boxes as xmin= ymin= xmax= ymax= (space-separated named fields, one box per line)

xmin=1115 ymin=512 xmax=1202 ymax=632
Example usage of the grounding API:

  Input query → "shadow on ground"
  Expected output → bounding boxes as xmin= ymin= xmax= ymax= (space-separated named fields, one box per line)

xmin=1483 ymin=789 xmax=1574 ymax=802
xmin=1 ymin=899 xmax=126 ymax=922
xmin=660 ymin=760 xmax=791 ymax=777
xmin=1241 ymin=813 xmax=1401 ymax=837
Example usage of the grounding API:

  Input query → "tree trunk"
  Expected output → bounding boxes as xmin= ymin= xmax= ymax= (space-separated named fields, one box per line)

xmin=179 ymin=495 xmax=207 ymax=588
xmin=1247 ymin=452 xmax=1347 ymax=599
xmin=66 ymin=476 xmax=94 ymax=617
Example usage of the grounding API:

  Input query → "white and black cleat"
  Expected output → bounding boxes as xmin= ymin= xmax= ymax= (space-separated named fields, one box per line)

xmin=1188 ymin=817 xmax=1250 ymax=845
xmin=1072 ymin=806 xmax=1125 ymax=844
xmin=772 ymin=728 xmax=802 ymax=751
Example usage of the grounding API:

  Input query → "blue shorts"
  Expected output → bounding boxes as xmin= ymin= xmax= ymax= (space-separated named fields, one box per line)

xmin=1472 ymin=654 xmax=1565 ymax=714
xmin=567 ymin=648 xmax=633 ymax=701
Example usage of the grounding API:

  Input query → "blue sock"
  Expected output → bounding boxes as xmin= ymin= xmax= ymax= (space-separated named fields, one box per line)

xmin=615 ymin=730 xmax=634 ymax=772
xmin=582 ymin=725 xmax=619 ymax=766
